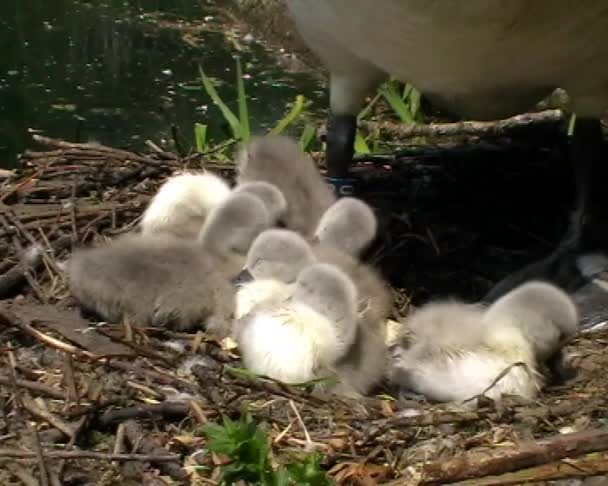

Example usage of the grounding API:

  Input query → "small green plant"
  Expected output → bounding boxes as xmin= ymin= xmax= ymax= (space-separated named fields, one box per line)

xmin=378 ymin=78 xmax=424 ymax=125
xmin=201 ymin=414 xmax=334 ymax=486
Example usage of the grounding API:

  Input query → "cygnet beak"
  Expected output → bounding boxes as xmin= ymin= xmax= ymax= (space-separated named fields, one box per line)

xmin=232 ymin=268 xmax=255 ymax=286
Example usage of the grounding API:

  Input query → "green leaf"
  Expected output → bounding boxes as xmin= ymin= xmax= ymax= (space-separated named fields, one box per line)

xmin=568 ymin=112 xmax=577 ymax=137
xmin=357 ymin=92 xmax=381 ymax=121
xmin=354 ymin=130 xmax=371 ymax=154
xmin=379 ymin=81 xmax=414 ymax=124
xmin=271 ymin=94 xmax=308 ymax=135
xmin=235 ymin=56 xmax=251 ymax=142
xmin=199 ymin=65 xmax=243 ymax=140
xmin=194 ymin=123 xmax=208 ymax=153
xmin=298 ymin=124 xmax=316 ymax=152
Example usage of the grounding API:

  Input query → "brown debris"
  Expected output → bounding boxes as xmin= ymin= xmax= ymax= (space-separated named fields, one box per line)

xmin=0 ymin=134 xmax=607 ymax=484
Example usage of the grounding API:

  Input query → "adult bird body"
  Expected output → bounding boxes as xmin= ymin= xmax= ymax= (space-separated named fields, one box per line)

xmin=285 ymin=0 xmax=608 ymax=305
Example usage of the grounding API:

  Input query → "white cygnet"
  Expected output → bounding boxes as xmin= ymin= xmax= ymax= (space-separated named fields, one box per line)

xmin=390 ymin=281 xmax=578 ymax=403
xmin=235 ymin=262 xmax=359 ymax=384
xmin=140 ymin=171 xmax=231 ymax=239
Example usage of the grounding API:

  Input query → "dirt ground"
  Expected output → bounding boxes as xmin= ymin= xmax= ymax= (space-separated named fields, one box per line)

xmin=1 ymin=130 xmax=608 ymax=485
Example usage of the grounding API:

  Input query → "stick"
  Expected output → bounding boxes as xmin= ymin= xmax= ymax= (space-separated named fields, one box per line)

xmin=359 ymin=109 xmax=563 ymax=140
xmin=420 ymin=428 xmax=608 ymax=484
xmin=0 ymin=449 xmax=180 ymax=462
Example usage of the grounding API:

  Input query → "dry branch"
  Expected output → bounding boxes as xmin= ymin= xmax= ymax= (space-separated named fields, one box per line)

xmin=360 ymin=109 xmax=564 ymax=139
xmin=0 ymin=449 xmax=180 ymax=462
xmin=420 ymin=428 xmax=608 ymax=484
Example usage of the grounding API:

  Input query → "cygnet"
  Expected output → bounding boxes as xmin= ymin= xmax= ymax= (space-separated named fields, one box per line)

xmin=236 ymin=134 xmax=336 ymax=236
xmin=314 ymin=197 xmax=378 ymax=257
xmin=235 ymin=262 xmax=359 ymax=384
xmin=390 ymin=281 xmax=578 ymax=403
xmin=67 ymin=192 xmax=270 ymax=335
xmin=232 ymin=181 xmax=288 ymax=225
xmin=140 ymin=171 xmax=231 ymax=239
xmin=234 ymin=229 xmax=316 ymax=319
xmin=236 ymin=227 xmax=391 ymax=395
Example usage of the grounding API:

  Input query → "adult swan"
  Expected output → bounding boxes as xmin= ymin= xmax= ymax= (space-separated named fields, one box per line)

xmin=285 ymin=0 xmax=608 ymax=318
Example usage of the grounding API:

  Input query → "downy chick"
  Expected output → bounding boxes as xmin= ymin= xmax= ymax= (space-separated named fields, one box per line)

xmin=235 ymin=262 xmax=359 ymax=384
xmin=67 ymin=192 xmax=270 ymax=335
xmin=390 ymin=282 xmax=578 ymax=403
xmin=140 ymin=171 xmax=231 ymax=239
xmin=233 ymin=181 xmax=288 ymax=225
xmin=235 ymin=229 xmax=316 ymax=319
xmin=237 ymin=214 xmax=391 ymax=395
xmin=390 ymin=300 xmax=539 ymax=403
xmin=236 ymin=134 xmax=336 ymax=236
xmin=314 ymin=197 xmax=378 ymax=257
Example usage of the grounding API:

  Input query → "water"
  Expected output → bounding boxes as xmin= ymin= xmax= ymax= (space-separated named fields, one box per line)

xmin=0 ymin=0 xmax=325 ymax=168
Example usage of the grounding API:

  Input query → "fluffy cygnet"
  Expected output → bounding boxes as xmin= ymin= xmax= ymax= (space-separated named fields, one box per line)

xmin=139 ymin=171 xmax=232 ymax=239
xmin=232 ymin=181 xmax=288 ymax=225
xmin=234 ymin=229 xmax=316 ymax=319
xmin=67 ymin=192 xmax=271 ymax=335
xmin=235 ymin=227 xmax=391 ymax=395
xmin=390 ymin=281 xmax=578 ymax=403
xmin=236 ymin=134 xmax=336 ymax=236
xmin=314 ymin=197 xmax=378 ymax=257
xmin=235 ymin=262 xmax=359 ymax=384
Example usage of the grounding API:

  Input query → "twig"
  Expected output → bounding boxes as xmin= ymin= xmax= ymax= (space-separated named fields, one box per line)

xmin=21 ymin=397 xmax=75 ymax=439
xmin=0 ymin=449 xmax=180 ymax=462
xmin=97 ymin=401 xmax=192 ymax=427
xmin=0 ymin=306 xmax=99 ymax=360
xmin=359 ymin=109 xmax=564 ymax=140
xmin=123 ymin=419 xmax=188 ymax=480
xmin=420 ymin=428 xmax=608 ymax=484
xmin=462 ymin=361 xmax=530 ymax=404
xmin=0 ymin=377 xmax=64 ymax=400
xmin=289 ymin=399 xmax=316 ymax=452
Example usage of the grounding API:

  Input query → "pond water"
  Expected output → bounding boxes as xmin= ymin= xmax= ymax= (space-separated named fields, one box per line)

xmin=0 ymin=0 xmax=326 ymax=168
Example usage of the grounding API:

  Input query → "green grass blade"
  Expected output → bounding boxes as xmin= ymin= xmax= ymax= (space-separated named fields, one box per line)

xmin=235 ymin=56 xmax=250 ymax=141
xmin=379 ymin=81 xmax=414 ymax=124
xmin=409 ymin=86 xmax=422 ymax=119
xmin=299 ymin=123 xmax=316 ymax=152
xmin=354 ymin=129 xmax=371 ymax=154
xmin=199 ymin=65 xmax=242 ymax=140
xmin=357 ymin=92 xmax=381 ymax=121
xmin=270 ymin=94 xmax=308 ymax=135
xmin=194 ymin=123 xmax=208 ymax=153
xmin=567 ymin=113 xmax=577 ymax=137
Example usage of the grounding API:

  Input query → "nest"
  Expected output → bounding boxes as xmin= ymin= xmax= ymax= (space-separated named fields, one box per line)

xmin=1 ymin=132 xmax=607 ymax=485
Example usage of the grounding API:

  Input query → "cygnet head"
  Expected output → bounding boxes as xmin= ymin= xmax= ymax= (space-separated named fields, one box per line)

xmin=198 ymin=192 xmax=271 ymax=273
xmin=140 ymin=171 xmax=231 ymax=239
xmin=243 ymin=229 xmax=316 ymax=283
xmin=314 ymin=197 xmax=378 ymax=257
xmin=483 ymin=281 xmax=579 ymax=362
xmin=292 ymin=263 xmax=358 ymax=344
xmin=233 ymin=181 xmax=288 ymax=225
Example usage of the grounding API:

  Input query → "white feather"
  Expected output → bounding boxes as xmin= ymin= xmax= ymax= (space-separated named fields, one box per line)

xmin=237 ymin=302 xmax=346 ymax=384
xmin=235 ymin=279 xmax=293 ymax=320
xmin=140 ymin=171 xmax=231 ymax=239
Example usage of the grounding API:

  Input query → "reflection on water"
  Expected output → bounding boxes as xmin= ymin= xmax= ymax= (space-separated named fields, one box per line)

xmin=0 ymin=0 xmax=325 ymax=167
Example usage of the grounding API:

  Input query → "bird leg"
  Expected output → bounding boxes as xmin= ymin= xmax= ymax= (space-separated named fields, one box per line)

xmin=325 ymin=114 xmax=357 ymax=197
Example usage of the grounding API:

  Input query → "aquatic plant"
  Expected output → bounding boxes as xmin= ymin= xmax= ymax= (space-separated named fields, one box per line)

xmin=196 ymin=58 xmax=424 ymax=158
xmin=197 ymin=56 xmax=312 ymax=156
